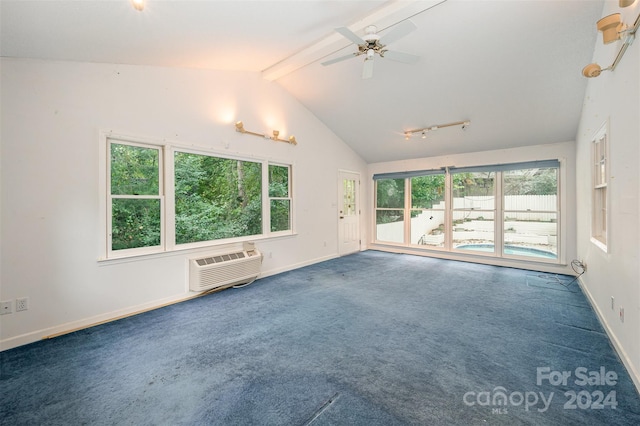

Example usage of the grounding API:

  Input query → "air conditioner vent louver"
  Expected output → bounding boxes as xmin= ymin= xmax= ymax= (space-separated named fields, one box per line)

xmin=195 ymin=251 xmax=246 ymax=266
xmin=189 ymin=249 xmax=262 ymax=292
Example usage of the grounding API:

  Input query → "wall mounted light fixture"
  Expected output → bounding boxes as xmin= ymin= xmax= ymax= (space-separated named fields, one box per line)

xmin=404 ymin=120 xmax=470 ymax=140
xmin=235 ymin=121 xmax=297 ymax=145
xmin=131 ymin=0 xmax=145 ymax=11
xmin=583 ymin=11 xmax=640 ymax=78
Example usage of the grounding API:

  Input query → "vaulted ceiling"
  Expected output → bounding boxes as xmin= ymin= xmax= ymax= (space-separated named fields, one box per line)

xmin=1 ymin=0 xmax=606 ymax=163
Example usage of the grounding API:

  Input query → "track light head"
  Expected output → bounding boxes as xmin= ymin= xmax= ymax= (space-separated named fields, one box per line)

xmin=597 ymin=14 xmax=623 ymax=44
xmin=582 ymin=63 xmax=605 ymax=78
xmin=235 ymin=121 xmax=245 ymax=132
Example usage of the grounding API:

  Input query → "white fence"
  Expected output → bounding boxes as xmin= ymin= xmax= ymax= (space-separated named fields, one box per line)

xmin=377 ymin=195 xmax=557 ymax=247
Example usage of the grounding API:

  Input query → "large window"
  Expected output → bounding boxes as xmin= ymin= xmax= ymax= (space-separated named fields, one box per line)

xmin=174 ymin=152 xmax=262 ymax=244
xmin=591 ymin=125 xmax=608 ymax=251
xmin=104 ymin=137 xmax=293 ymax=258
xmin=374 ymin=160 xmax=561 ymax=263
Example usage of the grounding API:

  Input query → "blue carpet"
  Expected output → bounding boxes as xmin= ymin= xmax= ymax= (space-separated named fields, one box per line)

xmin=1 ymin=251 xmax=639 ymax=425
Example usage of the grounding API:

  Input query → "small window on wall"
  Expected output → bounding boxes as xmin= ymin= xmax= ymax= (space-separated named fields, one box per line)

xmin=109 ymin=141 xmax=163 ymax=254
xmin=269 ymin=164 xmax=292 ymax=232
xmin=375 ymin=178 xmax=405 ymax=243
xmin=591 ymin=123 xmax=608 ymax=251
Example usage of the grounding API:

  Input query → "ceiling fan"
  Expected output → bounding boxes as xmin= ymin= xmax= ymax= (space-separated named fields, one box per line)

xmin=321 ymin=20 xmax=420 ymax=79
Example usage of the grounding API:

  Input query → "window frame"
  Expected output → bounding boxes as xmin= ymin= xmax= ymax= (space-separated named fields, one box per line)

xmin=408 ymin=173 xmax=447 ymax=248
xmin=373 ymin=177 xmax=407 ymax=244
xmin=267 ymin=163 xmax=293 ymax=235
xmin=99 ymin=132 xmax=295 ymax=261
xmin=450 ymin=170 xmax=497 ymax=255
xmin=591 ymin=122 xmax=609 ymax=252
xmin=107 ymin=139 xmax=165 ymax=258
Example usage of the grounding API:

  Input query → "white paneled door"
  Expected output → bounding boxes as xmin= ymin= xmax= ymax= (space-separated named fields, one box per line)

xmin=338 ymin=171 xmax=360 ymax=256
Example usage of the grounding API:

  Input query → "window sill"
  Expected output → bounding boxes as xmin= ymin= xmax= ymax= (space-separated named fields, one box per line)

xmin=590 ymin=237 xmax=608 ymax=254
xmin=98 ymin=232 xmax=297 ymax=265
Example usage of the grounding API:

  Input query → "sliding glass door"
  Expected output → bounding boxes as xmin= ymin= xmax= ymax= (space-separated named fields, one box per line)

xmin=373 ymin=160 xmax=561 ymax=263
xmin=410 ymin=173 xmax=446 ymax=247
xmin=503 ymin=167 xmax=558 ymax=260
xmin=375 ymin=178 xmax=405 ymax=244
xmin=451 ymin=171 xmax=496 ymax=254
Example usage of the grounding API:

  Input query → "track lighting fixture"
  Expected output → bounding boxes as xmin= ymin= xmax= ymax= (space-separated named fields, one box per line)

xmin=234 ymin=121 xmax=298 ymax=145
xmin=404 ymin=120 xmax=470 ymax=140
xmin=583 ymin=10 xmax=640 ymax=78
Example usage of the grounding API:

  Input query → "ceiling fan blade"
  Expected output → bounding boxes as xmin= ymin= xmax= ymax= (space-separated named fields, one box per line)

xmin=379 ymin=20 xmax=417 ymax=46
xmin=362 ymin=58 xmax=374 ymax=79
xmin=382 ymin=50 xmax=420 ymax=64
xmin=321 ymin=53 xmax=358 ymax=66
xmin=335 ymin=27 xmax=366 ymax=45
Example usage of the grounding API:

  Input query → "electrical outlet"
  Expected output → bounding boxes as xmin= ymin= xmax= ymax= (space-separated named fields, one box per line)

xmin=16 ymin=297 xmax=28 ymax=312
xmin=611 ymin=297 xmax=614 ymax=310
xmin=619 ymin=307 xmax=624 ymax=323
xmin=0 ymin=300 xmax=13 ymax=315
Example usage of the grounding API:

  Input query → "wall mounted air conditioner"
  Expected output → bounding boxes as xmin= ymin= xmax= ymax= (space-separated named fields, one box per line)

xmin=189 ymin=244 xmax=263 ymax=292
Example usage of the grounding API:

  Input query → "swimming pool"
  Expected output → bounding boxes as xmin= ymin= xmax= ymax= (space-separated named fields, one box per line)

xmin=455 ymin=244 xmax=557 ymax=259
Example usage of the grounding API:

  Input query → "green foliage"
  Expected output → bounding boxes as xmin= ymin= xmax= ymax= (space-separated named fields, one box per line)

xmin=110 ymin=143 xmax=161 ymax=250
xmin=174 ymin=152 xmax=262 ymax=244
xmin=269 ymin=165 xmax=289 ymax=197
xmin=110 ymin=143 xmax=159 ymax=195
xmin=110 ymin=142 xmax=294 ymax=250
xmin=452 ymin=172 xmax=494 ymax=197
xmin=270 ymin=200 xmax=290 ymax=232
xmin=376 ymin=178 xmax=404 ymax=224
xmin=268 ymin=165 xmax=291 ymax=232
xmin=411 ymin=175 xmax=445 ymax=209
xmin=112 ymin=199 xmax=161 ymax=250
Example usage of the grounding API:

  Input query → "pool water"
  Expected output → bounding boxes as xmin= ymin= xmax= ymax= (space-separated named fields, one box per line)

xmin=456 ymin=244 xmax=557 ymax=259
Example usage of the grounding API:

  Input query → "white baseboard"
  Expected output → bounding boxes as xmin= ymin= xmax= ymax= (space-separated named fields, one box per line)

xmin=0 ymin=253 xmax=340 ymax=352
xmin=577 ymin=276 xmax=640 ymax=395
xmin=257 ymin=253 xmax=339 ymax=279
xmin=0 ymin=292 xmax=202 ymax=351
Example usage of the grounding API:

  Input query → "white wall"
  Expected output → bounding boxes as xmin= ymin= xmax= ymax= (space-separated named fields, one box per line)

xmin=575 ymin=1 xmax=640 ymax=389
xmin=367 ymin=141 xmax=576 ymax=275
xmin=0 ymin=58 xmax=368 ymax=349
